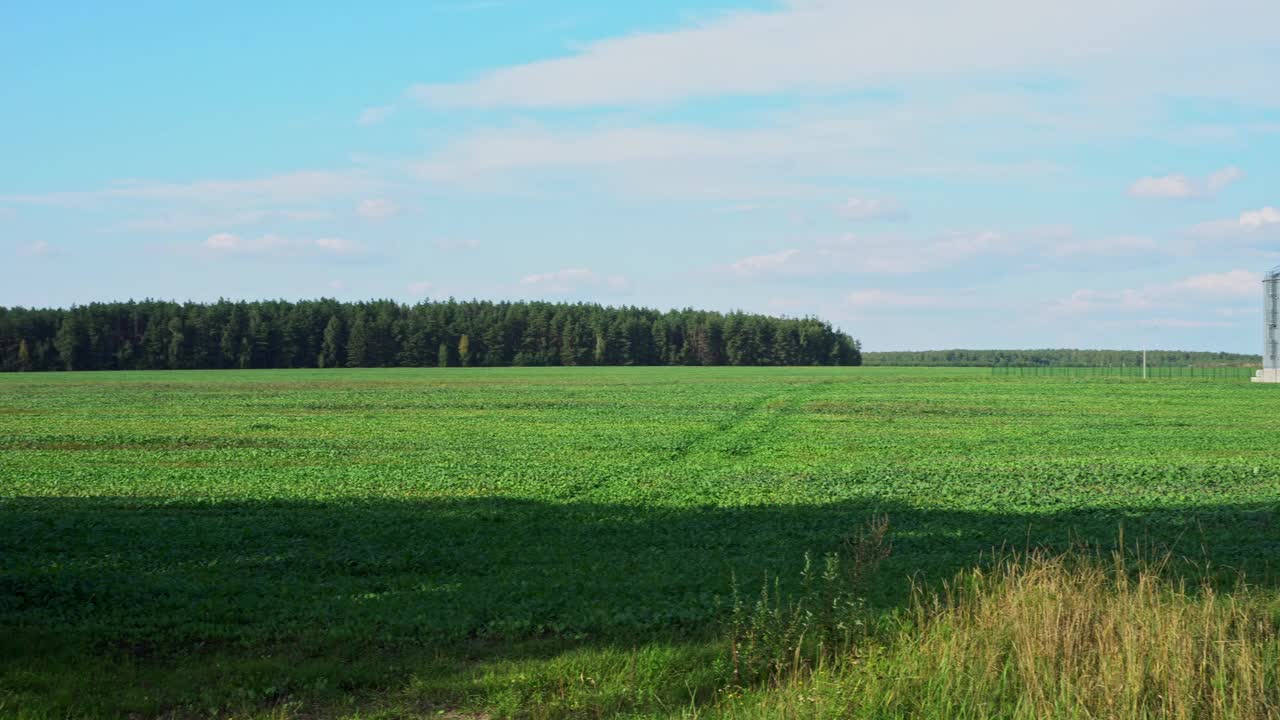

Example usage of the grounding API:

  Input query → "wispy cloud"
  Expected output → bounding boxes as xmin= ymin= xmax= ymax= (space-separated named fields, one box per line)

xmin=434 ymin=238 xmax=481 ymax=252
xmin=200 ymin=233 xmax=366 ymax=259
xmin=358 ymin=105 xmax=396 ymax=126
xmin=1056 ymin=269 xmax=1262 ymax=314
xmin=1240 ymin=206 xmax=1280 ymax=229
xmin=1176 ymin=269 xmax=1262 ymax=298
xmin=721 ymin=230 xmax=1012 ymax=277
xmin=1128 ymin=166 xmax=1242 ymax=199
xmin=846 ymin=290 xmax=946 ymax=308
xmin=838 ymin=196 xmax=908 ymax=221
xmin=356 ymin=198 xmax=401 ymax=220
xmin=126 ymin=209 xmax=331 ymax=233
xmin=518 ymin=268 xmax=629 ymax=295
xmin=1190 ymin=206 xmax=1280 ymax=242
xmin=411 ymin=1 xmax=1277 ymax=108
xmin=1045 ymin=233 xmax=1159 ymax=257
xmin=726 ymin=249 xmax=801 ymax=277
xmin=5 ymin=171 xmax=374 ymax=208
xmin=412 ymin=101 xmax=1069 ymax=198
xmin=16 ymin=240 xmax=55 ymax=258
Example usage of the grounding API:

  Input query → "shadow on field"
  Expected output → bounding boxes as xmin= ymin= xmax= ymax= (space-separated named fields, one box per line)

xmin=4 ymin=495 xmax=1280 ymax=642
xmin=2 ymin=496 xmax=1279 ymax=711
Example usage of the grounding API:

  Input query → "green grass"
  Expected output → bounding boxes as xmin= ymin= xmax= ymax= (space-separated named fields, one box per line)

xmin=3 ymin=366 xmax=1280 ymax=718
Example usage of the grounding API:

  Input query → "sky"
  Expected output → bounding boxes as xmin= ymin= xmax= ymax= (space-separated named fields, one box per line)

xmin=2 ymin=1 xmax=1279 ymax=353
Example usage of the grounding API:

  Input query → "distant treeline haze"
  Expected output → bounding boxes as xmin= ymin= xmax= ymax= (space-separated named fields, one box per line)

xmin=865 ymin=348 xmax=1261 ymax=367
xmin=0 ymin=300 xmax=862 ymax=372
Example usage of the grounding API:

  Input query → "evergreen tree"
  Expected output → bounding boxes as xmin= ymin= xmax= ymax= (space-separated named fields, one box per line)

xmin=166 ymin=316 xmax=186 ymax=369
xmin=320 ymin=315 xmax=343 ymax=369
xmin=17 ymin=338 xmax=31 ymax=372
xmin=54 ymin=316 xmax=80 ymax=371
xmin=458 ymin=334 xmax=471 ymax=367
xmin=346 ymin=314 xmax=369 ymax=367
xmin=593 ymin=331 xmax=606 ymax=365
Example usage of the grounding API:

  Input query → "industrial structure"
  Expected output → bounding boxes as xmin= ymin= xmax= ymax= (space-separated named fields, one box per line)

xmin=1255 ymin=265 xmax=1280 ymax=383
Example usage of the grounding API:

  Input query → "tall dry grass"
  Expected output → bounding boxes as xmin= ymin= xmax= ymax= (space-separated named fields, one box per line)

xmin=711 ymin=548 xmax=1280 ymax=720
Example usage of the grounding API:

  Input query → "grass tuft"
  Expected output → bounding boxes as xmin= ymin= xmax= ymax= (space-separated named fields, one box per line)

xmin=712 ymin=546 xmax=1280 ymax=719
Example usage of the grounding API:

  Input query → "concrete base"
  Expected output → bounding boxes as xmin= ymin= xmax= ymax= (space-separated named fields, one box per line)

xmin=1253 ymin=368 xmax=1280 ymax=383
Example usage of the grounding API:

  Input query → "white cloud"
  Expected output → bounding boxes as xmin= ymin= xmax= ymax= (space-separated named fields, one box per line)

xmin=5 ymin=171 xmax=374 ymax=207
xmin=1129 ymin=175 xmax=1196 ymax=199
xmin=1189 ymin=206 xmax=1280 ymax=243
xmin=201 ymin=233 xmax=366 ymax=258
xmin=1239 ymin=206 xmax=1280 ymax=229
xmin=356 ymin=198 xmax=401 ymax=220
xmin=16 ymin=240 xmax=54 ymax=258
xmin=203 ymin=233 xmax=287 ymax=254
xmin=929 ymin=230 xmax=1007 ymax=259
xmin=408 ymin=281 xmax=434 ymax=296
xmin=358 ymin=105 xmax=396 ymax=126
xmin=722 ymin=229 xmax=1012 ymax=278
xmin=1216 ymin=307 xmax=1257 ymax=317
xmin=413 ymin=109 xmax=1066 ymax=197
xmin=727 ymin=249 xmax=801 ymax=276
xmin=328 ymin=279 xmax=347 ymax=291
xmin=1128 ymin=166 xmax=1243 ymax=199
xmin=518 ymin=267 xmax=629 ymax=294
xmin=1206 ymin=166 xmax=1244 ymax=193
xmin=520 ymin=267 xmax=594 ymax=286
xmin=839 ymin=197 xmax=908 ymax=221
xmin=1047 ymin=234 xmax=1158 ymax=257
xmin=434 ymin=237 xmax=481 ymax=252
xmin=1056 ymin=288 xmax=1155 ymax=314
xmin=314 ymin=237 xmax=363 ymax=255
xmin=126 ymin=208 xmax=330 ymax=233
xmin=1176 ymin=269 xmax=1262 ymax=298
xmin=1139 ymin=318 xmax=1235 ymax=329
xmin=411 ymin=1 xmax=1277 ymax=108
xmin=1056 ymin=269 xmax=1262 ymax=314
xmin=846 ymin=290 xmax=944 ymax=308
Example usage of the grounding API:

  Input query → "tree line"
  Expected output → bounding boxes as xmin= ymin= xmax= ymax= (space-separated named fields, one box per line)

xmin=863 ymin=348 xmax=1261 ymax=367
xmin=0 ymin=299 xmax=861 ymax=372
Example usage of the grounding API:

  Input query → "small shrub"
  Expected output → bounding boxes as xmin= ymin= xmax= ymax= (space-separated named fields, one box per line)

xmin=726 ymin=515 xmax=890 ymax=687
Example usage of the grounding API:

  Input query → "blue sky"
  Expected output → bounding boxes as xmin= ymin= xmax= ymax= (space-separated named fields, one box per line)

xmin=3 ymin=0 xmax=1279 ymax=352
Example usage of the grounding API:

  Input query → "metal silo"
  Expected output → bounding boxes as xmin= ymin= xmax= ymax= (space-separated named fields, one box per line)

xmin=1256 ymin=265 xmax=1280 ymax=383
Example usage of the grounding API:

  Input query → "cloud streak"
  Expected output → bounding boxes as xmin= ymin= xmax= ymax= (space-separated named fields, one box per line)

xmin=5 ymin=171 xmax=375 ymax=208
xmin=356 ymin=198 xmax=401 ymax=220
xmin=1128 ymin=167 xmax=1242 ymax=199
xmin=411 ymin=1 xmax=1278 ymax=108
xmin=201 ymin=233 xmax=367 ymax=259
xmin=518 ymin=268 xmax=630 ymax=295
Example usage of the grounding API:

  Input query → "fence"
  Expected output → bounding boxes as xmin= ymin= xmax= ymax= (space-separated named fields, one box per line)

xmin=990 ymin=365 xmax=1257 ymax=380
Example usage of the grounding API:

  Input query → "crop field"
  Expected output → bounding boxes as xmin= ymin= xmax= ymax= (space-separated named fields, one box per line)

xmin=4 ymin=366 xmax=1280 ymax=718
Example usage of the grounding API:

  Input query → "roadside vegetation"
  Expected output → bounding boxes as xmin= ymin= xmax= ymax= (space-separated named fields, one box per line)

xmin=712 ymin=543 xmax=1280 ymax=720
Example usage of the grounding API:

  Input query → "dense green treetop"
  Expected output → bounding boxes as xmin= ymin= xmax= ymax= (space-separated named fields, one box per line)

xmin=0 ymin=299 xmax=861 ymax=372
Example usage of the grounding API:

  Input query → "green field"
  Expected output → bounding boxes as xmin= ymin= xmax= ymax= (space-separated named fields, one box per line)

xmin=4 ymin=367 xmax=1280 ymax=718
